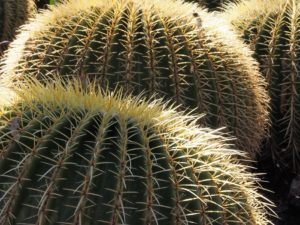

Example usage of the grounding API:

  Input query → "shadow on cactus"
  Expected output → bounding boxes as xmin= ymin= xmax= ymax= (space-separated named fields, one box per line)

xmin=0 ymin=78 xmax=273 ymax=225
xmin=222 ymin=0 xmax=300 ymax=173
xmin=35 ymin=0 xmax=62 ymax=9
xmin=183 ymin=0 xmax=239 ymax=11
xmin=0 ymin=0 xmax=269 ymax=159
xmin=0 ymin=0 xmax=36 ymax=56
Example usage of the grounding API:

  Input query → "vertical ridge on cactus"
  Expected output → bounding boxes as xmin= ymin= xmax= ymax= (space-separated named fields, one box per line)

xmin=222 ymin=0 xmax=300 ymax=172
xmin=0 ymin=0 xmax=269 ymax=158
xmin=0 ymin=79 xmax=273 ymax=225
xmin=0 ymin=0 xmax=36 ymax=56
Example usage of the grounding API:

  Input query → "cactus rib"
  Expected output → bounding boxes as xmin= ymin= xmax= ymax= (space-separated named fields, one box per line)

xmin=222 ymin=0 xmax=300 ymax=172
xmin=0 ymin=0 xmax=269 ymax=158
xmin=0 ymin=79 xmax=273 ymax=225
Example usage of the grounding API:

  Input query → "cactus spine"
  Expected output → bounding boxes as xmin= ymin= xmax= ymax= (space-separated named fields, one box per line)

xmin=0 ymin=79 xmax=272 ymax=225
xmin=0 ymin=0 xmax=36 ymax=56
xmin=222 ymin=0 xmax=300 ymax=172
xmin=0 ymin=0 xmax=269 ymax=158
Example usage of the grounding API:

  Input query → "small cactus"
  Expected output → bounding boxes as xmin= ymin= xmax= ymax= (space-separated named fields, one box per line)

xmin=222 ymin=0 xmax=300 ymax=172
xmin=0 ymin=0 xmax=36 ymax=56
xmin=0 ymin=0 xmax=269 ymax=158
xmin=0 ymin=79 xmax=272 ymax=225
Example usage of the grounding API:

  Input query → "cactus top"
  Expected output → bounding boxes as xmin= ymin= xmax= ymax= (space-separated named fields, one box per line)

xmin=0 ymin=0 xmax=269 ymax=157
xmin=221 ymin=0 xmax=291 ymax=31
xmin=0 ymin=79 xmax=273 ymax=225
xmin=221 ymin=0 xmax=300 ymax=39
xmin=222 ymin=0 xmax=300 ymax=172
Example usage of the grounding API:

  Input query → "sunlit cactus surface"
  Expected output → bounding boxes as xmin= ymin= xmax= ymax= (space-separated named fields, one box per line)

xmin=222 ymin=0 xmax=300 ymax=172
xmin=0 ymin=79 xmax=272 ymax=225
xmin=0 ymin=0 xmax=269 ymax=158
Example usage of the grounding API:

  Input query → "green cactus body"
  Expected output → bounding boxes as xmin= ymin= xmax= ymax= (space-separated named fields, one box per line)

xmin=0 ymin=0 xmax=36 ymax=56
xmin=0 ymin=79 xmax=272 ymax=225
xmin=222 ymin=0 xmax=300 ymax=172
xmin=0 ymin=0 xmax=269 ymax=158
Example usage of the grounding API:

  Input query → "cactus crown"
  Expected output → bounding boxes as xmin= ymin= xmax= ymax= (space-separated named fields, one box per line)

xmin=221 ymin=0 xmax=287 ymax=31
xmin=0 ymin=0 xmax=36 ymax=55
xmin=0 ymin=0 xmax=269 ymax=158
xmin=222 ymin=0 xmax=300 ymax=172
xmin=0 ymin=78 xmax=273 ymax=225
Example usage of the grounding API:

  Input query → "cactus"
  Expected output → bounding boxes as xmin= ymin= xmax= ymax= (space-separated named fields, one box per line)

xmin=222 ymin=0 xmax=300 ymax=172
xmin=0 ymin=0 xmax=36 ymax=56
xmin=0 ymin=79 xmax=272 ymax=225
xmin=0 ymin=0 xmax=269 ymax=158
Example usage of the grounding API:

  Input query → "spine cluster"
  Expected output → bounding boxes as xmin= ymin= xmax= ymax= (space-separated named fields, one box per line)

xmin=0 ymin=0 xmax=280 ymax=224
xmin=223 ymin=0 xmax=300 ymax=172
xmin=0 ymin=80 xmax=271 ymax=225
xmin=0 ymin=0 xmax=269 ymax=158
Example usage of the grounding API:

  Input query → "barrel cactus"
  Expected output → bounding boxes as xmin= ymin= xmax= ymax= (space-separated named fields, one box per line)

xmin=0 ymin=79 xmax=272 ymax=225
xmin=222 ymin=0 xmax=300 ymax=172
xmin=0 ymin=0 xmax=36 ymax=56
xmin=0 ymin=0 xmax=269 ymax=158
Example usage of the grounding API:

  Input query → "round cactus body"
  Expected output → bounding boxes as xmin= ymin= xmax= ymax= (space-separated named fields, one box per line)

xmin=0 ymin=0 xmax=269 ymax=158
xmin=222 ymin=0 xmax=300 ymax=172
xmin=0 ymin=0 xmax=36 ymax=56
xmin=0 ymin=79 xmax=272 ymax=225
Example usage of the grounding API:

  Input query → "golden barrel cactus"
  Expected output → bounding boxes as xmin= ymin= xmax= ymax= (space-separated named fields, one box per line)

xmin=0 ymin=79 xmax=273 ymax=225
xmin=222 ymin=0 xmax=300 ymax=172
xmin=0 ymin=0 xmax=269 ymax=158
